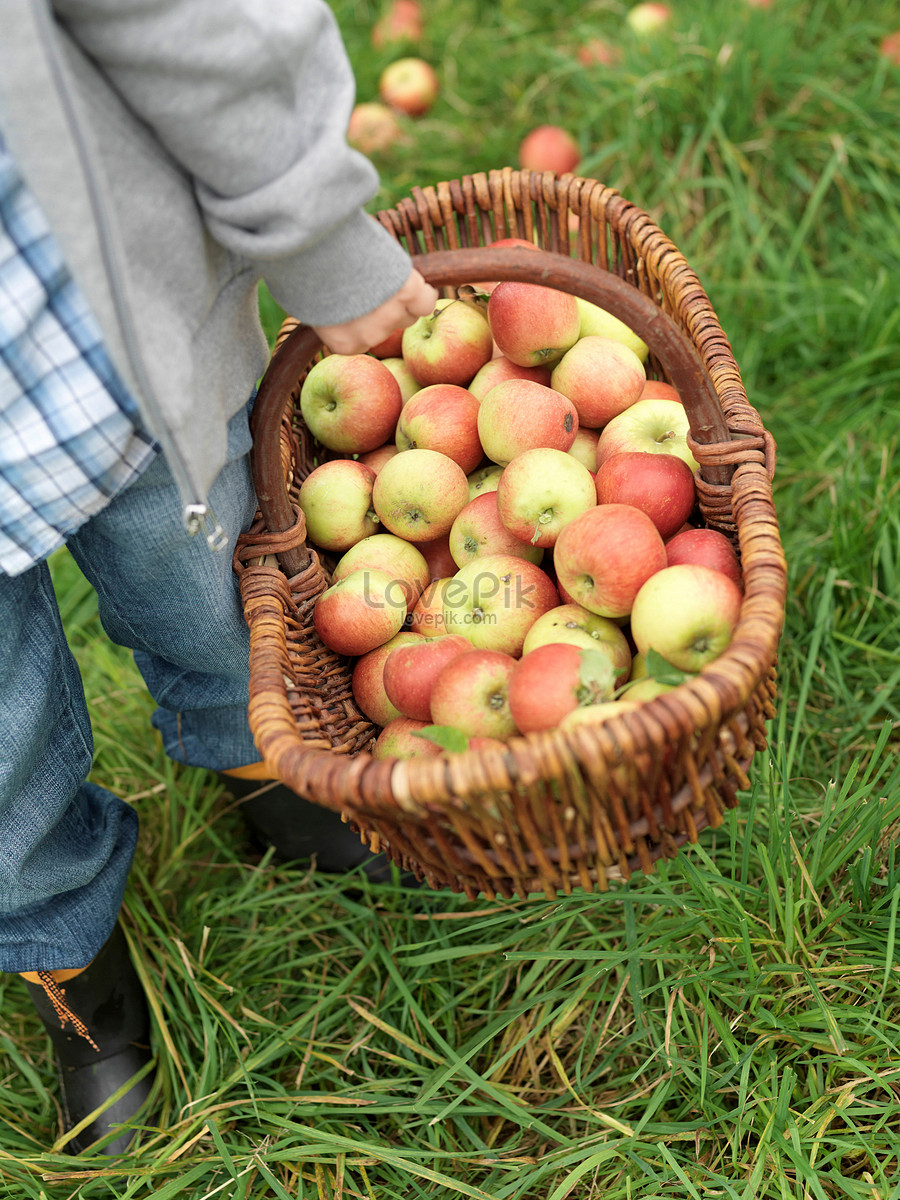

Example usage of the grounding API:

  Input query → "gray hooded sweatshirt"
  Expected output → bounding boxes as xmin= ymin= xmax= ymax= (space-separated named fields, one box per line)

xmin=0 ymin=0 xmax=414 ymax=544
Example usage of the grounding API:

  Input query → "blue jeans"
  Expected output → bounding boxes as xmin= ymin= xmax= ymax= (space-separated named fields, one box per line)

xmin=0 ymin=405 xmax=259 ymax=973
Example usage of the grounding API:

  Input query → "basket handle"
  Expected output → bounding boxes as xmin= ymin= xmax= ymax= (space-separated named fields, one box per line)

xmin=250 ymin=246 xmax=732 ymax=576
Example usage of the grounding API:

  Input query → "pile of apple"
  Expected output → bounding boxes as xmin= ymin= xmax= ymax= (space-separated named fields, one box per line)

xmin=296 ymin=239 xmax=744 ymax=761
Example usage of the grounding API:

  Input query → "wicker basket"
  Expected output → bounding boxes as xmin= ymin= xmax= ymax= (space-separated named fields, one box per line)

xmin=234 ymin=168 xmax=787 ymax=900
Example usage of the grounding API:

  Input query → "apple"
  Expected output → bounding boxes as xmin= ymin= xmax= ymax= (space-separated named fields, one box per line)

xmin=496 ymin=447 xmax=596 ymax=548
xmin=300 ymin=353 xmax=402 ymax=453
xmin=507 ymin=643 xmax=616 ymax=734
xmin=358 ymin=442 xmax=400 ymax=474
xmin=402 ymin=298 xmax=493 ymax=387
xmin=468 ymin=237 xmax=541 ymax=293
xmin=623 ymin=676 xmax=680 ymax=702
xmin=347 ymin=102 xmax=404 ymax=155
xmin=518 ymin=125 xmax=581 ymax=175
xmin=595 ymin=398 xmax=700 ymax=472
xmin=568 ymin=427 xmax=600 ymax=471
xmin=467 ymin=355 xmax=553 ymax=401
xmin=378 ymin=57 xmax=439 ymax=116
xmin=372 ymin=448 xmax=470 ymax=542
xmin=408 ymin=575 xmax=454 ymax=636
xmin=297 ymin=459 xmax=379 ymax=552
xmin=372 ymin=717 xmax=444 ymax=761
xmin=639 ymin=379 xmax=681 ymax=403
xmin=574 ymin=297 xmax=648 ymax=362
xmin=313 ymin=567 xmax=407 ymax=657
xmin=367 ymin=327 xmax=405 ymax=358
xmin=395 ymin=384 xmax=484 ymax=473
xmin=352 ymin=630 xmax=426 ymax=725
xmin=630 ymin=564 xmax=743 ymax=672
xmin=664 ymin=527 xmax=743 ymax=589
xmin=379 ymin=357 xmax=420 ymax=405
xmin=880 ymin=31 xmax=900 ymax=65
xmin=550 ymin=336 xmax=646 ymax=429
xmin=467 ymin=464 xmax=504 ymax=500
xmin=429 ymin=649 xmax=519 ymax=740
xmin=449 ymin=490 xmax=544 ymax=568
xmin=488 ymin=282 xmax=581 ymax=368
xmin=626 ymin=3 xmax=672 ymax=35
xmin=576 ymin=38 xmax=623 ymax=68
xmin=382 ymin=634 xmax=472 ymax=721
xmin=553 ymin=503 xmax=667 ymax=618
xmin=371 ymin=0 xmax=423 ymax=49
xmin=520 ymin=603 xmax=631 ymax=687
xmin=477 ymin=379 xmax=578 ymax=466
xmin=559 ymin=699 xmax=641 ymax=731
xmin=594 ymin=451 xmax=696 ymax=541
xmin=442 ymin=553 xmax=559 ymax=654
xmin=418 ymin=532 xmax=458 ymax=581
xmin=332 ymin=532 xmax=430 ymax=612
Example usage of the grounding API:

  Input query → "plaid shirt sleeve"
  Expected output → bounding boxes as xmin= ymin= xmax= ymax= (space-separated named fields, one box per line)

xmin=0 ymin=131 xmax=158 ymax=578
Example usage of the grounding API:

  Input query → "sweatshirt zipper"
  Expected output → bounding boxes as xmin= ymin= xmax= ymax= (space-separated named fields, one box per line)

xmin=33 ymin=1 xmax=227 ymax=552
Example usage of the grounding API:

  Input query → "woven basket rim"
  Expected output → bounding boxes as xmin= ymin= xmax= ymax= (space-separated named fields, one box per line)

xmin=237 ymin=168 xmax=787 ymax=893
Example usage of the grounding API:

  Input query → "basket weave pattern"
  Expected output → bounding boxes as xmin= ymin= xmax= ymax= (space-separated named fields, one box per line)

xmin=234 ymin=168 xmax=787 ymax=899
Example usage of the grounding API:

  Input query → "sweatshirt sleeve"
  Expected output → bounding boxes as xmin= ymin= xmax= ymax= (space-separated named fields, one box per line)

xmin=51 ymin=0 xmax=414 ymax=325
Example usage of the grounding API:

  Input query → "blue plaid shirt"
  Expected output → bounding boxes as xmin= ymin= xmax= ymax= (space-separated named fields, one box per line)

xmin=0 ymin=131 xmax=157 ymax=577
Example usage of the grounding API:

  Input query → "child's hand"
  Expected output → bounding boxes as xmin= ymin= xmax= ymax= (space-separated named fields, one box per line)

xmin=312 ymin=269 xmax=439 ymax=355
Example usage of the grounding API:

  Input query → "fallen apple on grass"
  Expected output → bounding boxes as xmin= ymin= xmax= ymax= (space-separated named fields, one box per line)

xmin=518 ymin=125 xmax=581 ymax=175
xmin=626 ymin=2 xmax=672 ymax=35
xmin=630 ymin=564 xmax=743 ymax=673
xmin=371 ymin=0 xmax=423 ymax=49
xmin=378 ymin=57 xmax=439 ymax=116
xmin=347 ymin=102 xmax=404 ymax=155
xmin=507 ymin=643 xmax=616 ymax=734
xmin=300 ymin=353 xmax=402 ymax=453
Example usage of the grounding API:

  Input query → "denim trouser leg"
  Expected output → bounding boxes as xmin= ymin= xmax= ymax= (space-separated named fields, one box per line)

xmin=66 ymin=402 xmax=260 ymax=771
xmin=0 ymin=403 xmax=260 ymax=972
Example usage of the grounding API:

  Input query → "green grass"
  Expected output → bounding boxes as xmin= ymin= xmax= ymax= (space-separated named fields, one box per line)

xmin=2 ymin=0 xmax=900 ymax=1195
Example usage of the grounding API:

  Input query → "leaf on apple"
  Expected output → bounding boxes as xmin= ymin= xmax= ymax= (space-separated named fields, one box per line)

xmin=412 ymin=724 xmax=470 ymax=753
xmin=643 ymin=647 xmax=691 ymax=684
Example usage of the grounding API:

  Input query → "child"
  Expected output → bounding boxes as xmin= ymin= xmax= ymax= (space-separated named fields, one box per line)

xmin=0 ymin=0 xmax=437 ymax=1155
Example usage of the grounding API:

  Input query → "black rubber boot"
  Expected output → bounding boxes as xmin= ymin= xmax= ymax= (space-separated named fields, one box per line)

xmin=222 ymin=775 xmax=413 ymax=885
xmin=23 ymin=923 xmax=154 ymax=1155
